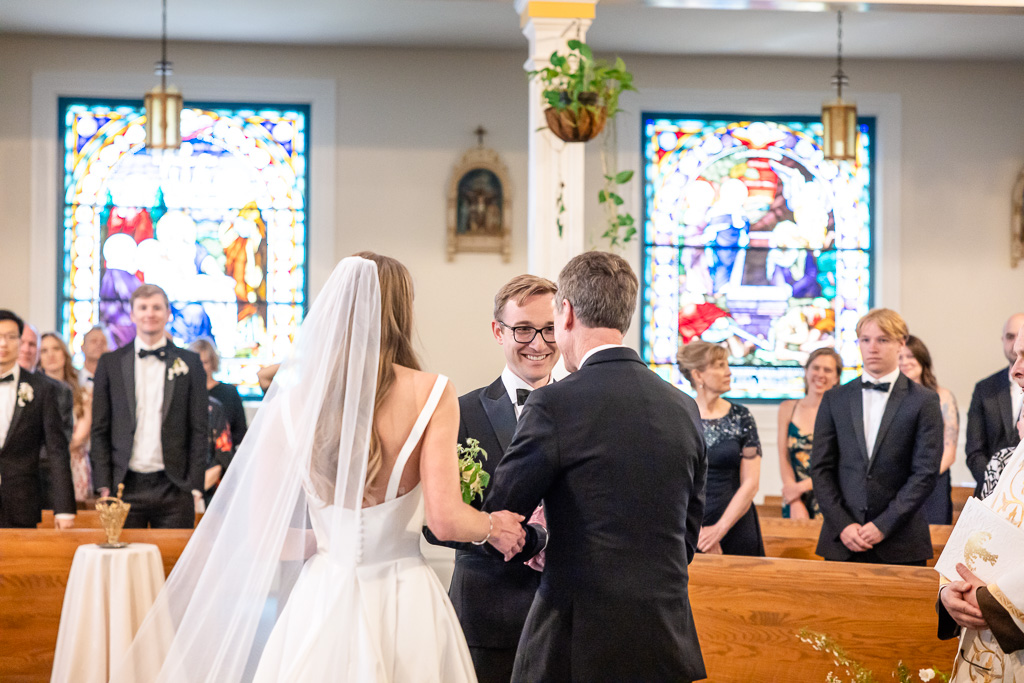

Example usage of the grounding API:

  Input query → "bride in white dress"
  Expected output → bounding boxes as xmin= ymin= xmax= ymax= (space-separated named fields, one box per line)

xmin=108 ymin=253 xmax=525 ymax=683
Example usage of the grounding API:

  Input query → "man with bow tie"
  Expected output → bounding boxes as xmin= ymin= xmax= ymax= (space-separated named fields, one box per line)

xmin=426 ymin=274 xmax=559 ymax=683
xmin=90 ymin=284 xmax=207 ymax=529
xmin=0 ymin=310 xmax=76 ymax=528
xmin=810 ymin=308 xmax=943 ymax=565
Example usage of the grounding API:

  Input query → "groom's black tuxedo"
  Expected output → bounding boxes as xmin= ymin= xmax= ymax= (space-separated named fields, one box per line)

xmin=0 ymin=369 xmax=76 ymax=527
xmin=425 ymin=376 xmax=546 ymax=683
xmin=810 ymin=373 xmax=943 ymax=564
xmin=484 ymin=347 xmax=707 ymax=683
xmin=90 ymin=341 xmax=207 ymax=499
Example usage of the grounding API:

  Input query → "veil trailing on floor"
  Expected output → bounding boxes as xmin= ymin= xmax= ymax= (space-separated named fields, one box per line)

xmin=108 ymin=256 xmax=382 ymax=683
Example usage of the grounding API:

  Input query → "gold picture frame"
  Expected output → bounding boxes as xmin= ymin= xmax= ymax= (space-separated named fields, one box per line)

xmin=1014 ymin=166 xmax=1024 ymax=267
xmin=447 ymin=147 xmax=512 ymax=262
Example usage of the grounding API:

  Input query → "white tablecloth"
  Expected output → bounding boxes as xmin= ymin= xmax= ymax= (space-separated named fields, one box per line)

xmin=50 ymin=543 xmax=165 ymax=683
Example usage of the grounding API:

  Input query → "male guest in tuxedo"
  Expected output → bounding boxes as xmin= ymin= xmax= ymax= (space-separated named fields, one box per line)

xmin=427 ymin=274 xmax=558 ymax=683
xmin=965 ymin=312 xmax=1024 ymax=496
xmin=78 ymin=325 xmax=109 ymax=387
xmin=91 ymin=284 xmax=207 ymax=528
xmin=18 ymin=321 xmax=39 ymax=372
xmin=810 ymin=308 xmax=943 ymax=566
xmin=484 ymin=252 xmax=708 ymax=683
xmin=0 ymin=310 xmax=76 ymax=528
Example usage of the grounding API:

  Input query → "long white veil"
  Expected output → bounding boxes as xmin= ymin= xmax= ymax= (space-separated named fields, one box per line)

xmin=109 ymin=256 xmax=382 ymax=683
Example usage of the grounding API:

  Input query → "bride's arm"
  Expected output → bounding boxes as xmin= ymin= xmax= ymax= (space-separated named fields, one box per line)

xmin=421 ymin=382 xmax=523 ymax=549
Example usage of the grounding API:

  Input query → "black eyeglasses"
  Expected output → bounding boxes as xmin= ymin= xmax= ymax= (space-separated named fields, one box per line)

xmin=498 ymin=321 xmax=556 ymax=344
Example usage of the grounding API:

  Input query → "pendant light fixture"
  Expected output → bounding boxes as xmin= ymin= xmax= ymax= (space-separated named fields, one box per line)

xmin=821 ymin=10 xmax=857 ymax=162
xmin=144 ymin=0 xmax=182 ymax=152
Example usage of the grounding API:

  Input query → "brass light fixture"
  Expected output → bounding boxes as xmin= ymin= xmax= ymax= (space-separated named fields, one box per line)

xmin=144 ymin=0 xmax=182 ymax=152
xmin=821 ymin=10 xmax=857 ymax=162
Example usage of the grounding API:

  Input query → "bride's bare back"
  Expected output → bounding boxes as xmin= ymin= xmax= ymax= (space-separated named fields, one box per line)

xmin=363 ymin=364 xmax=458 ymax=508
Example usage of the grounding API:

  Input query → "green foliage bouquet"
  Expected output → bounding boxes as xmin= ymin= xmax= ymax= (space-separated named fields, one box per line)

xmin=798 ymin=629 xmax=950 ymax=683
xmin=458 ymin=438 xmax=490 ymax=505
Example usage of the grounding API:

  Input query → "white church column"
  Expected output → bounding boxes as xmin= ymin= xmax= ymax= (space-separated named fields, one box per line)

xmin=516 ymin=0 xmax=598 ymax=280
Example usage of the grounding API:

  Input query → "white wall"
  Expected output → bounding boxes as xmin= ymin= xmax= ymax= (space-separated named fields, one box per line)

xmin=2 ymin=34 xmax=1022 ymax=498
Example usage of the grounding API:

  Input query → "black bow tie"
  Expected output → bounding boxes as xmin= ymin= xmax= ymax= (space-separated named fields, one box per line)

xmin=516 ymin=388 xmax=531 ymax=406
xmin=0 ymin=374 xmax=13 ymax=383
xmin=138 ymin=347 xmax=167 ymax=361
xmin=862 ymin=380 xmax=890 ymax=392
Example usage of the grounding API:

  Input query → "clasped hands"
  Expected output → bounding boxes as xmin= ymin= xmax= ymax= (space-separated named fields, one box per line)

xmin=940 ymin=563 xmax=989 ymax=631
xmin=486 ymin=510 xmax=527 ymax=561
xmin=840 ymin=522 xmax=884 ymax=552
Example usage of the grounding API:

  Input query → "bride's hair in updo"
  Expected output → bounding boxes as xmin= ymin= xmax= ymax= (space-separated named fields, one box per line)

xmin=353 ymin=251 xmax=422 ymax=493
xmin=676 ymin=341 xmax=728 ymax=387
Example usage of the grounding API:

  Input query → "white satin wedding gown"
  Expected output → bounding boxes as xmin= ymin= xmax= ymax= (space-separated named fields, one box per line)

xmin=252 ymin=375 xmax=477 ymax=683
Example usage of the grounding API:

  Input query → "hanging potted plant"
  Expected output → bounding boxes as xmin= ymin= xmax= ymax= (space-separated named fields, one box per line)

xmin=529 ymin=39 xmax=635 ymax=143
xmin=529 ymin=40 xmax=639 ymax=246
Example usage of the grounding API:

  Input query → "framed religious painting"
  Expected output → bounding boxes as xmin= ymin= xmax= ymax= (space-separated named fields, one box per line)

xmin=1012 ymin=165 xmax=1024 ymax=267
xmin=446 ymin=146 xmax=512 ymax=262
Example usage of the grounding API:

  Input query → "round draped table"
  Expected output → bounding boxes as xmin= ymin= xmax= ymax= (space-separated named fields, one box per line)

xmin=50 ymin=543 xmax=166 ymax=683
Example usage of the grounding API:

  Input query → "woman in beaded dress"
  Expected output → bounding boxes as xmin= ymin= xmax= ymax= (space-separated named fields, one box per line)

xmin=678 ymin=341 xmax=764 ymax=556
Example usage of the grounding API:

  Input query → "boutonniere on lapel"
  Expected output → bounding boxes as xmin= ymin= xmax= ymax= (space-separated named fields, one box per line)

xmin=168 ymin=357 xmax=189 ymax=382
xmin=17 ymin=382 xmax=34 ymax=407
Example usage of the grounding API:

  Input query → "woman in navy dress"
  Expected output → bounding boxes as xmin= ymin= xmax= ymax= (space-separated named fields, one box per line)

xmin=678 ymin=341 xmax=764 ymax=556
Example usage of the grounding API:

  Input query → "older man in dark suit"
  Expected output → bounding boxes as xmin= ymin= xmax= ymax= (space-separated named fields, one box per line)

xmin=426 ymin=274 xmax=558 ymax=683
xmin=484 ymin=252 xmax=707 ymax=683
xmin=91 ymin=284 xmax=207 ymax=528
xmin=0 ymin=310 xmax=76 ymax=528
xmin=810 ymin=308 xmax=943 ymax=566
xmin=965 ymin=312 xmax=1024 ymax=496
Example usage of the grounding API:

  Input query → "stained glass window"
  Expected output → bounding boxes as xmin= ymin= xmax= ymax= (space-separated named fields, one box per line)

xmin=59 ymin=98 xmax=309 ymax=398
xmin=641 ymin=114 xmax=874 ymax=400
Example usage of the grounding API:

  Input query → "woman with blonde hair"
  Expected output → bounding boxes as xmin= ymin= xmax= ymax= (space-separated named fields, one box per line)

xmin=776 ymin=348 xmax=843 ymax=519
xmin=39 ymin=332 xmax=92 ymax=502
xmin=111 ymin=253 xmax=526 ymax=683
xmin=677 ymin=340 xmax=764 ymax=556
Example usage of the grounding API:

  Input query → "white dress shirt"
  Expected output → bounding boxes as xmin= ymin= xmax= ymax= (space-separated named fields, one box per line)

xmin=579 ymin=343 xmax=625 ymax=369
xmin=78 ymin=368 xmax=94 ymax=387
xmin=0 ymin=364 xmax=21 ymax=450
xmin=862 ymin=367 xmax=900 ymax=459
xmin=1010 ymin=369 xmax=1023 ymax=426
xmin=502 ymin=366 xmax=554 ymax=420
xmin=130 ymin=338 xmax=167 ymax=473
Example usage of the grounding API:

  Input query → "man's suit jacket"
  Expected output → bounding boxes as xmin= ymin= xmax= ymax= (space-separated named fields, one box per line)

xmin=0 ymin=370 xmax=75 ymax=526
xmin=809 ymin=373 xmax=943 ymax=564
xmin=966 ymin=367 xmax=1019 ymax=496
xmin=484 ymin=347 xmax=707 ymax=683
xmin=429 ymin=377 xmax=546 ymax=654
xmin=90 ymin=342 xmax=207 ymax=494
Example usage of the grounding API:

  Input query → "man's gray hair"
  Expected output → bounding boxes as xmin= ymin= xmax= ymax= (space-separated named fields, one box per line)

xmin=555 ymin=251 xmax=638 ymax=334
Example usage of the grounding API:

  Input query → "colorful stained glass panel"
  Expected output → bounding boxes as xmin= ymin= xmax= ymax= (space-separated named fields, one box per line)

xmin=641 ymin=114 xmax=874 ymax=400
xmin=59 ymin=99 xmax=310 ymax=398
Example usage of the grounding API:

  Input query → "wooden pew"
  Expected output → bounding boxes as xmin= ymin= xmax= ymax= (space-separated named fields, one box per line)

xmin=760 ymin=517 xmax=952 ymax=566
xmin=952 ymin=485 xmax=972 ymax=524
xmin=689 ymin=554 xmax=957 ymax=681
xmin=36 ymin=509 xmax=203 ymax=529
xmin=0 ymin=529 xmax=191 ymax=683
xmin=1 ymin=529 xmax=959 ymax=683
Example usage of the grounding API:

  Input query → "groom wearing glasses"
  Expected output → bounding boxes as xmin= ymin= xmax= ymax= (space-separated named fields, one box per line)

xmin=427 ymin=274 xmax=558 ymax=683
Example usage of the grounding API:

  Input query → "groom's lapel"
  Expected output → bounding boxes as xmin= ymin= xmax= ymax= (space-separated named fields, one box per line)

xmin=481 ymin=377 xmax=516 ymax=455
xmin=121 ymin=344 xmax=137 ymax=426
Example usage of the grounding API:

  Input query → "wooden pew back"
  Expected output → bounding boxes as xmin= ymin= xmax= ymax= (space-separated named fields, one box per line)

xmin=0 ymin=529 xmax=191 ymax=683
xmin=689 ymin=554 xmax=957 ymax=681
xmin=36 ymin=509 xmax=203 ymax=529
xmin=760 ymin=517 xmax=952 ymax=566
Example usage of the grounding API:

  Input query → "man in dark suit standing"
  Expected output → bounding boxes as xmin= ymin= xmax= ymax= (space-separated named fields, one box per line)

xmin=91 ymin=284 xmax=207 ymax=528
xmin=810 ymin=308 xmax=943 ymax=566
xmin=427 ymin=274 xmax=558 ymax=683
xmin=0 ymin=310 xmax=76 ymax=528
xmin=484 ymin=252 xmax=707 ymax=683
xmin=965 ymin=312 xmax=1024 ymax=496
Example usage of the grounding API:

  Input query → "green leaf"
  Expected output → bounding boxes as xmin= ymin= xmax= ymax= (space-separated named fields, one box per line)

xmin=578 ymin=43 xmax=593 ymax=60
xmin=608 ymin=192 xmax=624 ymax=206
xmin=598 ymin=190 xmax=607 ymax=203
xmin=614 ymin=170 xmax=634 ymax=184
xmin=623 ymin=227 xmax=637 ymax=242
